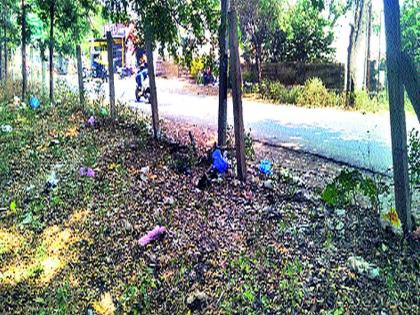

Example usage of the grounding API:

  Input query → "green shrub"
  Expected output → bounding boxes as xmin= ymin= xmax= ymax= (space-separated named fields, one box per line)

xmin=257 ymin=80 xmax=300 ymax=105
xmin=190 ymin=58 xmax=205 ymax=81
xmin=242 ymin=70 xmax=257 ymax=83
xmin=297 ymin=77 xmax=339 ymax=107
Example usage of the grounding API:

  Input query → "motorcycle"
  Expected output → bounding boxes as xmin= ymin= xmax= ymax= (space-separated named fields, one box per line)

xmin=117 ymin=66 xmax=134 ymax=79
xmin=135 ymin=68 xmax=151 ymax=103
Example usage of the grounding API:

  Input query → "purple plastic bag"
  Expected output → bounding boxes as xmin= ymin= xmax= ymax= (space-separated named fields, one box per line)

xmin=80 ymin=167 xmax=95 ymax=177
xmin=138 ymin=226 xmax=166 ymax=246
xmin=87 ymin=116 xmax=96 ymax=126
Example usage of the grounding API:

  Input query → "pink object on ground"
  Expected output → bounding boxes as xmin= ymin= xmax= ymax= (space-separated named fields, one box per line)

xmin=138 ymin=226 xmax=166 ymax=246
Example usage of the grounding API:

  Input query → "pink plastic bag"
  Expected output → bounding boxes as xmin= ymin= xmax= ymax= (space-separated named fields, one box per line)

xmin=138 ymin=226 xmax=166 ymax=246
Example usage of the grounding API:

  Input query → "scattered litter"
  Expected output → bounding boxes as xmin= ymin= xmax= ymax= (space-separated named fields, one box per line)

xmin=164 ymin=196 xmax=175 ymax=205
xmin=13 ymin=96 xmax=21 ymax=107
xmin=212 ymin=149 xmax=228 ymax=174
xmin=335 ymin=221 xmax=345 ymax=231
xmin=10 ymin=201 xmax=16 ymax=212
xmin=259 ymin=159 xmax=272 ymax=175
xmin=138 ymin=226 xmax=166 ymax=246
xmin=197 ymin=174 xmax=210 ymax=190
xmin=29 ymin=96 xmax=40 ymax=109
xmin=80 ymin=167 xmax=95 ymax=177
xmin=44 ymin=171 xmax=59 ymax=193
xmin=100 ymin=107 xmax=109 ymax=117
xmin=140 ymin=166 xmax=150 ymax=174
xmin=380 ymin=207 xmax=402 ymax=235
xmin=1 ymin=125 xmax=13 ymax=133
xmin=263 ymin=179 xmax=274 ymax=190
xmin=335 ymin=209 xmax=346 ymax=217
xmin=347 ymin=256 xmax=380 ymax=279
xmin=187 ymin=290 xmax=208 ymax=311
xmin=87 ymin=116 xmax=96 ymax=126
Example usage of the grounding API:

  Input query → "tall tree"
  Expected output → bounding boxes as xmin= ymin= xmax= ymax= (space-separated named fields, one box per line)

xmin=280 ymin=0 xmax=335 ymax=63
xmin=237 ymin=0 xmax=282 ymax=82
xmin=383 ymin=0 xmax=412 ymax=236
xmin=36 ymin=0 xmax=96 ymax=104
xmin=401 ymin=0 xmax=420 ymax=72
xmin=346 ymin=0 xmax=368 ymax=106
xmin=218 ymin=0 xmax=229 ymax=146
xmin=229 ymin=0 xmax=247 ymax=181
xmin=365 ymin=1 xmax=372 ymax=91
xmin=104 ymin=0 xmax=219 ymax=138
xmin=21 ymin=0 xmax=27 ymax=99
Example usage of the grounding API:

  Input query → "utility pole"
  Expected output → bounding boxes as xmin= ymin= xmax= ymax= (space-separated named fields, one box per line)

xmin=229 ymin=0 xmax=246 ymax=181
xmin=383 ymin=0 xmax=412 ymax=236
xmin=218 ymin=0 xmax=230 ymax=146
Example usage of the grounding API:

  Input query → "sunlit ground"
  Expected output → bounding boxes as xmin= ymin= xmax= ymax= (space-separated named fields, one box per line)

xmin=0 ymin=209 xmax=90 ymax=286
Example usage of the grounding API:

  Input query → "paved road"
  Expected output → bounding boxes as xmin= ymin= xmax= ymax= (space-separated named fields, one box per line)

xmin=103 ymin=77 xmax=419 ymax=173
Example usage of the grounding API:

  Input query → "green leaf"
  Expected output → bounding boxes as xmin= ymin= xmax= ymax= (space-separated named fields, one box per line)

xmin=10 ymin=200 xmax=16 ymax=212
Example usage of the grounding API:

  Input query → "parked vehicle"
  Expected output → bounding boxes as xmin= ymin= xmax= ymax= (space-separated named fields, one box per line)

xmin=91 ymin=61 xmax=108 ymax=81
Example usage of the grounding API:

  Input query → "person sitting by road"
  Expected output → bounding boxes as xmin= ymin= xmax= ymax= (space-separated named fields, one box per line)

xmin=136 ymin=63 xmax=148 ymax=88
xmin=202 ymin=67 xmax=215 ymax=86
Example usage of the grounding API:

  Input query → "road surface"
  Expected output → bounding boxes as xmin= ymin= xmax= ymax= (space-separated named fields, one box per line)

xmin=91 ymin=76 xmax=419 ymax=173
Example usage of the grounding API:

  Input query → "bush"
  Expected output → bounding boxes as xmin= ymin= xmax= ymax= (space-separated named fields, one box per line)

xmin=257 ymin=80 xmax=300 ymax=105
xmin=297 ymin=77 xmax=340 ymax=107
xmin=190 ymin=58 xmax=205 ymax=81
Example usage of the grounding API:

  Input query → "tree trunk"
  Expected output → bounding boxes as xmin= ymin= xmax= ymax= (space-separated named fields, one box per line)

xmin=41 ymin=48 xmax=46 ymax=94
xmin=383 ymin=0 xmax=412 ymax=236
xmin=346 ymin=25 xmax=355 ymax=106
xmin=255 ymin=43 xmax=262 ymax=83
xmin=218 ymin=0 xmax=229 ymax=146
xmin=365 ymin=1 xmax=372 ymax=91
xmin=229 ymin=1 xmax=247 ymax=182
xmin=76 ymin=45 xmax=85 ymax=109
xmin=0 ymin=40 xmax=3 ymax=81
xmin=4 ymin=43 xmax=7 ymax=81
xmin=144 ymin=23 xmax=160 ymax=139
xmin=377 ymin=11 xmax=382 ymax=92
xmin=106 ymin=32 xmax=116 ymax=120
xmin=346 ymin=0 xmax=368 ymax=105
xmin=49 ymin=2 xmax=55 ymax=105
xmin=21 ymin=0 xmax=27 ymax=100
xmin=401 ymin=53 xmax=420 ymax=122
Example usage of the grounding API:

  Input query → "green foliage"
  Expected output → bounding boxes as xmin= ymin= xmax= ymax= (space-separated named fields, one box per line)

xmin=408 ymin=129 xmax=420 ymax=190
xmin=104 ymin=0 xmax=219 ymax=59
xmin=190 ymin=58 xmax=205 ymax=81
xmin=321 ymin=169 xmax=384 ymax=208
xmin=297 ymin=78 xmax=341 ymax=107
xmin=278 ymin=257 xmax=304 ymax=311
xmin=256 ymin=80 xmax=304 ymax=105
xmin=401 ymin=0 xmax=420 ymax=71
xmin=226 ymin=125 xmax=255 ymax=160
xmin=279 ymin=0 xmax=335 ymax=63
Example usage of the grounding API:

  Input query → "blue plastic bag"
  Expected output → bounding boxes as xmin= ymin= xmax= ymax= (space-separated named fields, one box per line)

xmin=212 ymin=149 xmax=228 ymax=173
xmin=259 ymin=159 xmax=272 ymax=175
xmin=29 ymin=96 xmax=40 ymax=109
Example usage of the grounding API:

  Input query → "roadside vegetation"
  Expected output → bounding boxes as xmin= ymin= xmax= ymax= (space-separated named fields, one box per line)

xmin=242 ymin=77 xmax=415 ymax=113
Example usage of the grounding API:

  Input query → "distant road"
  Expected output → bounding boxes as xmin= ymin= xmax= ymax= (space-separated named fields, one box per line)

xmin=76 ymin=75 xmax=420 ymax=173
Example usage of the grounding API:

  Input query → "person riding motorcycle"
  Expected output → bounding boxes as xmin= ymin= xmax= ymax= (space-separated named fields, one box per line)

xmin=135 ymin=63 xmax=151 ymax=102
